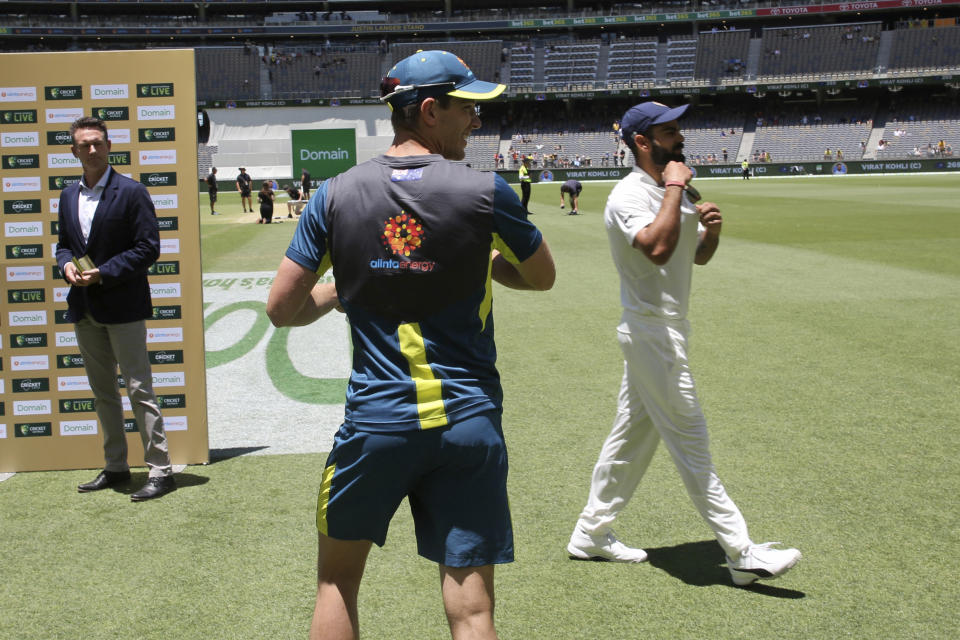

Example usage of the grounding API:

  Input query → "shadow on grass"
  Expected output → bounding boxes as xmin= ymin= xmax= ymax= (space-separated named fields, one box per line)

xmin=111 ymin=471 xmax=211 ymax=495
xmin=646 ymin=539 xmax=806 ymax=598
xmin=209 ymin=446 xmax=270 ymax=462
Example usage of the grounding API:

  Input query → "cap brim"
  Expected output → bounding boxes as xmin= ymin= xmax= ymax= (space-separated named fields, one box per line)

xmin=652 ymin=103 xmax=690 ymax=125
xmin=448 ymin=79 xmax=506 ymax=101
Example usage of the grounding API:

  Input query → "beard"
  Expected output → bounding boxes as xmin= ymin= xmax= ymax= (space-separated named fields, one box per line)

xmin=651 ymin=140 xmax=685 ymax=165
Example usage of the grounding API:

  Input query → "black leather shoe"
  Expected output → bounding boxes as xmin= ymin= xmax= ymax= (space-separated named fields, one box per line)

xmin=130 ymin=476 xmax=177 ymax=502
xmin=78 ymin=469 xmax=131 ymax=493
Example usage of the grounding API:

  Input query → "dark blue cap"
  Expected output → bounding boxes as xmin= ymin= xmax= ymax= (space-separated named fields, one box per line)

xmin=620 ymin=102 xmax=689 ymax=142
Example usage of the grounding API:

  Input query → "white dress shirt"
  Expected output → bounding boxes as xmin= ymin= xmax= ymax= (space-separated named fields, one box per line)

xmin=77 ymin=166 xmax=112 ymax=242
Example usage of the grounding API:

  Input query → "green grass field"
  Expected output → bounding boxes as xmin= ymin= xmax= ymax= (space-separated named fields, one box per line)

xmin=2 ymin=174 xmax=958 ymax=639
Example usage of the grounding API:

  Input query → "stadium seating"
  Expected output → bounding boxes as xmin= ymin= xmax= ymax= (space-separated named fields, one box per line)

xmin=757 ymin=23 xmax=882 ymax=79
xmin=665 ymin=36 xmax=698 ymax=83
xmin=391 ymin=41 xmax=503 ymax=86
xmin=607 ymin=36 xmax=658 ymax=86
xmin=887 ymin=24 xmax=960 ymax=73
xmin=876 ymin=100 xmax=959 ymax=159
xmin=543 ymin=39 xmax=601 ymax=88
xmin=196 ymin=47 xmax=261 ymax=101
xmin=270 ymin=47 xmax=382 ymax=98
xmin=695 ymin=29 xmax=751 ymax=83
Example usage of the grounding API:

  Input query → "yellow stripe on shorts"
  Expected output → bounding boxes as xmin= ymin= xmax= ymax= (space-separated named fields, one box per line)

xmin=316 ymin=463 xmax=336 ymax=535
xmin=398 ymin=322 xmax=449 ymax=430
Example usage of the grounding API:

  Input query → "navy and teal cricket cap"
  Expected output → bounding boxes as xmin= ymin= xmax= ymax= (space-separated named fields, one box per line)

xmin=620 ymin=101 xmax=689 ymax=142
xmin=380 ymin=50 xmax=506 ymax=108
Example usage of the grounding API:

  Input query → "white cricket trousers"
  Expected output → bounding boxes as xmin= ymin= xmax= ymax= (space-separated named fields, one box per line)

xmin=575 ymin=314 xmax=752 ymax=559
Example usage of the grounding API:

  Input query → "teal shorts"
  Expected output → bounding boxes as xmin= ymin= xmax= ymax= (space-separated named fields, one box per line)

xmin=317 ymin=410 xmax=513 ymax=567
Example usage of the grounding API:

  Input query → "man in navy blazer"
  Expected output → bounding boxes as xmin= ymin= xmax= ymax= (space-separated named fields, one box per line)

xmin=56 ymin=116 xmax=176 ymax=501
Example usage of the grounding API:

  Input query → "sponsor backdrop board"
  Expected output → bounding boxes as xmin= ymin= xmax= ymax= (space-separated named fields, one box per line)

xmin=291 ymin=128 xmax=357 ymax=183
xmin=0 ymin=49 xmax=208 ymax=472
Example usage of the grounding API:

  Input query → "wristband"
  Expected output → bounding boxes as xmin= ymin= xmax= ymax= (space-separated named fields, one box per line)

xmin=664 ymin=181 xmax=686 ymax=188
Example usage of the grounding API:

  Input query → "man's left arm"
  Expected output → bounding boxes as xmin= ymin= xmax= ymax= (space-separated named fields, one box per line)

xmin=694 ymin=201 xmax=722 ymax=265
xmin=93 ymin=184 xmax=161 ymax=287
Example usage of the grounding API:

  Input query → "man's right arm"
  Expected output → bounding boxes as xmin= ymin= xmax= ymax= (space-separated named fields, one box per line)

xmin=266 ymin=258 xmax=339 ymax=327
xmin=631 ymin=160 xmax=691 ymax=265
xmin=491 ymin=241 xmax=555 ymax=291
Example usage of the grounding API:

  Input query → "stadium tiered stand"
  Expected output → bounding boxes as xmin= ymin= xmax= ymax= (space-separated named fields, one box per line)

xmin=876 ymin=102 xmax=960 ymax=159
xmin=507 ymin=43 xmax=535 ymax=88
xmin=680 ymin=114 xmax=746 ymax=165
xmin=665 ymin=36 xmax=698 ymax=83
xmin=758 ymin=23 xmax=882 ymax=79
xmin=695 ymin=29 xmax=751 ymax=84
xmin=887 ymin=24 xmax=960 ymax=73
xmin=271 ymin=49 xmax=382 ymax=98
xmin=462 ymin=129 xmax=502 ymax=170
xmin=607 ymin=37 xmax=658 ymax=87
xmin=543 ymin=39 xmax=601 ymax=88
xmin=391 ymin=41 xmax=503 ymax=86
xmin=196 ymin=47 xmax=260 ymax=101
xmin=751 ymin=105 xmax=876 ymax=162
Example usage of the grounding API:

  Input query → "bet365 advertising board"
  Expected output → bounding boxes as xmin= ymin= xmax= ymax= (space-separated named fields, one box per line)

xmin=0 ymin=49 xmax=209 ymax=472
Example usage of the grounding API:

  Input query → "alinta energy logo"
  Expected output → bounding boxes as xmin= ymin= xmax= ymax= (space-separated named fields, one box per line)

xmin=382 ymin=211 xmax=424 ymax=257
xmin=93 ymin=106 xmax=129 ymax=121
xmin=138 ymin=128 xmax=176 ymax=143
xmin=139 ymin=149 xmax=176 ymax=165
xmin=6 ymin=265 xmax=45 ymax=281
xmin=2 ymin=109 xmax=38 ymax=124
xmin=45 ymin=107 xmax=84 ymax=124
xmin=0 ymin=86 xmax=37 ymax=102
xmin=45 ymin=85 xmax=83 ymax=100
xmin=3 ymin=177 xmax=42 ymax=192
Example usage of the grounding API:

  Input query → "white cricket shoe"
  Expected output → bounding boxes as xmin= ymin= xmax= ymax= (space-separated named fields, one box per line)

xmin=567 ymin=526 xmax=648 ymax=563
xmin=727 ymin=542 xmax=801 ymax=586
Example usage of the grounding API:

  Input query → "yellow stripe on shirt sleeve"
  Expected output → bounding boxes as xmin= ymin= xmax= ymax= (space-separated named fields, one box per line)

xmin=398 ymin=322 xmax=449 ymax=430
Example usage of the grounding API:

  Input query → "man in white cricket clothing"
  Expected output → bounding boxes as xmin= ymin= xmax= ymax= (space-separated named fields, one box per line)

xmin=566 ymin=101 xmax=801 ymax=586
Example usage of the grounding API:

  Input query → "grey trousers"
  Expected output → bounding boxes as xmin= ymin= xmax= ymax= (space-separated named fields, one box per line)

xmin=75 ymin=315 xmax=172 ymax=477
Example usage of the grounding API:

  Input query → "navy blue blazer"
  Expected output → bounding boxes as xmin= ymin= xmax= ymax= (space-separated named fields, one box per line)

xmin=55 ymin=167 xmax=161 ymax=324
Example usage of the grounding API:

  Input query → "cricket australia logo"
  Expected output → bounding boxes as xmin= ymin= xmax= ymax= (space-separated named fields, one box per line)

xmin=382 ymin=211 xmax=424 ymax=257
